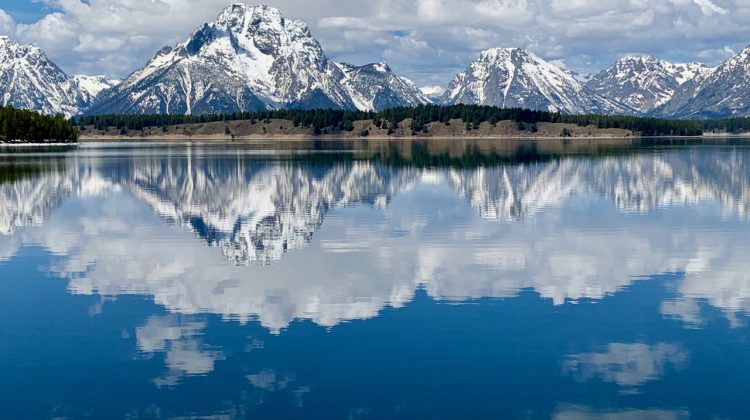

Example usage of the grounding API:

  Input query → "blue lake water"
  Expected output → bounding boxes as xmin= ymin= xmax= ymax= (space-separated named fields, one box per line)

xmin=1 ymin=139 xmax=750 ymax=418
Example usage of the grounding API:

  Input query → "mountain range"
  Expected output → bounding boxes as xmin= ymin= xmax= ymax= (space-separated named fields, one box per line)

xmin=0 ymin=35 xmax=119 ymax=116
xmin=2 ymin=3 xmax=750 ymax=119
xmin=441 ymin=47 xmax=634 ymax=115
xmin=585 ymin=55 xmax=714 ymax=114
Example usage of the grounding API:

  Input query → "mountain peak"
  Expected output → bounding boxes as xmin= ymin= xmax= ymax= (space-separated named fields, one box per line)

xmin=588 ymin=55 xmax=712 ymax=113
xmin=479 ymin=47 xmax=524 ymax=60
xmin=657 ymin=45 xmax=750 ymax=118
xmin=726 ymin=45 xmax=750 ymax=67
xmin=86 ymin=4 xmax=425 ymax=115
xmin=0 ymin=36 xmax=43 ymax=57
xmin=619 ymin=54 xmax=657 ymax=62
xmin=219 ymin=3 xmax=278 ymax=17
xmin=367 ymin=61 xmax=391 ymax=73
xmin=214 ymin=3 xmax=293 ymax=32
xmin=444 ymin=46 xmax=629 ymax=114
xmin=0 ymin=36 xmax=94 ymax=117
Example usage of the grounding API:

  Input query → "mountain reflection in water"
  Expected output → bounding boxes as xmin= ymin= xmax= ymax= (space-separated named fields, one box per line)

xmin=1 ymin=139 xmax=750 ymax=418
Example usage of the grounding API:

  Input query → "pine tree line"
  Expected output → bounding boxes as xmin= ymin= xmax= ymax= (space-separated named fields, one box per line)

xmin=702 ymin=117 xmax=750 ymax=134
xmin=0 ymin=106 xmax=78 ymax=143
xmin=71 ymin=104 xmax=750 ymax=137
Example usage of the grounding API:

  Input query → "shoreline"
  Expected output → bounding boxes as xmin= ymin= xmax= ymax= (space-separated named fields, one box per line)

xmin=0 ymin=142 xmax=78 ymax=146
xmin=76 ymin=134 xmax=716 ymax=142
xmin=4 ymin=134 xmax=749 ymax=145
xmin=76 ymin=134 xmax=747 ymax=143
xmin=2 ymin=135 xmax=747 ymax=145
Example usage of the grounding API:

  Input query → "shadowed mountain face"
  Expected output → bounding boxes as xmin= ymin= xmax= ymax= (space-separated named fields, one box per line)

xmin=3 ymin=142 xmax=750 ymax=334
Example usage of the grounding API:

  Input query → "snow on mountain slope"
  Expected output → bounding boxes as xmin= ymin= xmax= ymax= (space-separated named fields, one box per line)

xmin=420 ymin=85 xmax=446 ymax=103
xmin=88 ymin=4 xmax=335 ymax=114
xmin=587 ymin=55 xmax=714 ymax=113
xmin=87 ymin=4 xmax=424 ymax=115
xmin=443 ymin=48 xmax=634 ymax=115
xmin=71 ymin=75 xmax=121 ymax=104
xmin=0 ymin=36 xmax=86 ymax=117
xmin=334 ymin=61 xmax=428 ymax=111
xmin=657 ymin=45 xmax=750 ymax=119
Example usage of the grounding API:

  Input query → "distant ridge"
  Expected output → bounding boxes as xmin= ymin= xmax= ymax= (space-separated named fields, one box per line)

xmin=442 ymin=48 xmax=635 ymax=115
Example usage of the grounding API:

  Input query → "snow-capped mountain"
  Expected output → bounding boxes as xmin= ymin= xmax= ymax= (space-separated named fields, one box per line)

xmin=334 ymin=61 xmax=428 ymax=111
xmin=587 ymin=55 xmax=713 ymax=113
xmin=420 ymin=85 xmax=446 ymax=103
xmin=71 ymin=75 xmax=120 ymax=104
xmin=87 ymin=4 xmax=425 ymax=115
xmin=657 ymin=45 xmax=750 ymax=119
xmin=442 ymin=48 xmax=634 ymax=115
xmin=0 ymin=36 xmax=120 ymax=116
xmin=0 ymin=36 xmax=87 ymax=117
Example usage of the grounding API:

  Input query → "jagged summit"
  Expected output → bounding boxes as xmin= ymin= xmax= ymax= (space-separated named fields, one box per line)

xmin=443 ymin=47 xmax=632 ymax=115
xmin=0 ymin=36 xmax=85 ymax=117
xmin=587 ymin=55 xmax=713 ymax=113
xmin=86 ymin=3 xmax=425 ymax=115
xmin=656 ymin=44 xmax=750 ymax=119
xmin=0 ymin=36 xmax=121 ymax=117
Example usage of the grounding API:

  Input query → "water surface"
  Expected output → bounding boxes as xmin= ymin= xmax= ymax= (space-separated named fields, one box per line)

xmin=1 ymin=139 xmax=750 ymax=418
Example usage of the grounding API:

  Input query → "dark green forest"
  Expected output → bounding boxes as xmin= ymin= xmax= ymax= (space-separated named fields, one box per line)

xmin=0 ymin=106 xmax=78 ymax=143
xmin=73 ymin=105 xmax=720 ymax=136
xmin=701 ymin=117 xmax=750 ymax=134
xmin=7 ymin=104 xmax=750 ymax=141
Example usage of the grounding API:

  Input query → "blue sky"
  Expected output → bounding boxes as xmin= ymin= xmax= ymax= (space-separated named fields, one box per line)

xmin=2 ymin=1 xmax=51 ymax=23
xmin=1 ymin=0 xmax=749 ymax=88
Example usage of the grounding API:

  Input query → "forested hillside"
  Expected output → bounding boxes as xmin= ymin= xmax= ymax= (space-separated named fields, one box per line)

xmin=0 ymin=106 xmax=78 ymax=143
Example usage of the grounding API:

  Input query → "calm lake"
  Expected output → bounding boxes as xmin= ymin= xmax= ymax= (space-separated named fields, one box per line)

xmin=1 ymin=138 xmax=750 ymax=418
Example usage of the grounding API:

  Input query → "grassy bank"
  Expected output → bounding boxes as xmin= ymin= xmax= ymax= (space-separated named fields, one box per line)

xmin=77 ymin=118 xmax=637 ymax=141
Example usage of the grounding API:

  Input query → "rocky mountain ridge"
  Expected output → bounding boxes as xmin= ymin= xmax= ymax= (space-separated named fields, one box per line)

xmin=442 ymin=47 xmax=635 ymax=115
xmin=586 ymin=55 xmax=713 ymax=113
xmin=0 ymin=36 xmax=119 ymax=117
xmin=86 ymin=4 xmax=426 ymax=115
xmin=3 ymin=3 xmax=750 ymax=119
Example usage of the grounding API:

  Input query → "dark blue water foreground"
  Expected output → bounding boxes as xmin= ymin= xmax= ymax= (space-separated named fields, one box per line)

xmin=1 ymin=139 xmax=750 ymax=418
